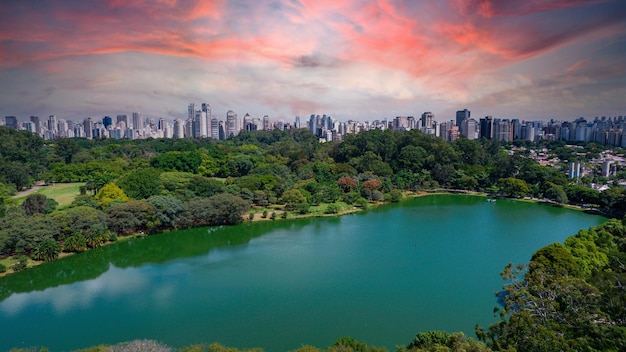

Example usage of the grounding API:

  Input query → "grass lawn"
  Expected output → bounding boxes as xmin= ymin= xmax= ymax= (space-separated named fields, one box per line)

xmin=19 ymin=182 xmax=85 ymax=207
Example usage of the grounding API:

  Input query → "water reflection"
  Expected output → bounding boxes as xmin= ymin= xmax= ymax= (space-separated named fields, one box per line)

xmin=1 ymin=264 xmax=148 ymax=316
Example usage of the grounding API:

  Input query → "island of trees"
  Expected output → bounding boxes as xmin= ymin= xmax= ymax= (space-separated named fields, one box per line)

xmin=0 ymin=126 xmax=625 ymax=351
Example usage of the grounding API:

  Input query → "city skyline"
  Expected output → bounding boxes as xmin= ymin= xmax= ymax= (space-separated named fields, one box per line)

xmin=0 ymin=0 xmax=624 ymax=122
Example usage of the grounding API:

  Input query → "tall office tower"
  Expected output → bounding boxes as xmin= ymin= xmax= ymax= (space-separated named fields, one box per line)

xmin=194 ymin=111 xmax=207 ymax=137
xmin=308 ymin=114 xmax=319 ymax=133
xmin=185 ymin=117 xmax=194 ymax=137
xmin=294 ymin=116 xmax=300 ymax=129
xmin=479 ymin=116 xmax=493 ymax=139
xmin=439 ymin=120 xmax=452 ymax=140
xmin=394 ymin=116 xmax=409 ymax=131
xmin=116 ymin=114 xmax=128 ymax=127
xmin=226 ymin=110 xmax=238 ymax=137
xmin=493 ymin=119 xmax=512 ymax=142
xmin=4 ymin=116 xmax=18 ymax=130
xmin=84 ymin=117 xmax=94 ymax=139
xmin=188 ymin=103 xmax=195 ymax=121
xmin=263 ymin=115 xmax=271 ymax=130
xmin=47 ymin=115 xmax=57 ymax=133
xmin=132 ymin=112 xmax=142 ymax=130
xmin=201 ymin=103 xmax=211 ymax=135
xmin=455 ymin=109 xmax=470 ymax=134
xmin=242 ymin=113 xmax=253 ymax=131
xmin=103 ymin=116 xmax=113 ymax=129
xmin=158 ymin=118 xmax=166 ymax=131
xmin=23 ymin=121 xmax=34 ymax=133
xmin=173 ymin=119 xmax=185 ymax=138
xmin=421 ymin=112 xmax=434 ymax=129
xmin=74 ymin=123 xmax=84 ymax=138
xmin=218 ymin=121 xmax=225 ymax=140
xmin=511 ymin=119 xmax=521 ymax=140
xmin=407 ymin=116 xmax=416 ymax=130
xmin=462 ymin=118 xmax=478 ymax=140
xmin=57 ymin=119 xmax=68 ymax=135
xmin=30 ymin=116 xmax=41 ymax=136
xmin=210 ymin=118 xmax=219 ymax=139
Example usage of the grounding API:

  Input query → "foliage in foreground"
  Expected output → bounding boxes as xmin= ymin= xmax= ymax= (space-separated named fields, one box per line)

xmin=15 ymin=333 xmax=491 ymax=352
xmin=478 ymin=218 xmax=626 ymax=351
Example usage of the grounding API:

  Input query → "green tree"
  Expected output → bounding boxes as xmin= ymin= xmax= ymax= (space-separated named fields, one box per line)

xmin=544 ymin=182 xmax=568 ymax=204
xmin=280 ymin=189 xmax=308 ymax=210
xmin=106 ymin=200 xmax=156 ymax=235
xmin=497 ymin=177 xmax=531 ymax=197
xmin=146 ymin=195 xmax=184 ymax=230
xmin=54 ymin=137 xmax=80 ymax=164
xmin=21 ymin=194 xmax=57 ymax=215
xmin=117 ymin=168 xmax=162 ymax=200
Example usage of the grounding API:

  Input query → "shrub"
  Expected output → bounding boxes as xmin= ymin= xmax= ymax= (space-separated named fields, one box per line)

xmin=11 ymin=255 xmax=29 ymax=272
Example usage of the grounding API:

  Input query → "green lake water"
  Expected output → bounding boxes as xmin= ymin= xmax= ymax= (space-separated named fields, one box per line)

xmin=0 ymin=195 xmax=606 ymax=351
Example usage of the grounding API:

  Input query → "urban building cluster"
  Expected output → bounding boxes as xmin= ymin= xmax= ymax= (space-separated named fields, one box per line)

xmin=2 ymin=106 xmax=625 ymax=146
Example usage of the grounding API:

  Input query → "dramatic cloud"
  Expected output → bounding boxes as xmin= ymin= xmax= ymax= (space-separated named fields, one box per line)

xmin=0 ymin=0 xmax=623 ymax=122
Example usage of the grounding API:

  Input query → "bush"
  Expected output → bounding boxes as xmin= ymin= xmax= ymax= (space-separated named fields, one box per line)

xmin=355 ymin=198 xmax=369 ymax=209
xmin=11 ymin=255 xmax=28 ymax=272
xmin=0 ymin=262 xmax=6 ymax=273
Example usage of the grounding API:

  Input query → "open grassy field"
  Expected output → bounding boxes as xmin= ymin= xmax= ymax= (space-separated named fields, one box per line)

xmin=18 ymin=182 xmax=85 ymax=207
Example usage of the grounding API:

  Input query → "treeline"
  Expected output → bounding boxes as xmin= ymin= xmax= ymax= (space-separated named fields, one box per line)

xmin=2 ymin=127 xmax=626 ymax=267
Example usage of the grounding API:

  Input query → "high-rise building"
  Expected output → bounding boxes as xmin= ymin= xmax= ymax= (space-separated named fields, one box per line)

xmin=201 ymin=103 xmax=211 ymax=131
xmin=173 ymin=119 xmax=185 ymax=138
xmin=456 ymin=109 xmax=470 ymax=134
xmin=30 ymin=116 xmax=41 ymax=136
xmin=479 ymin=116 xmax=493 ymax=139
xmin=263 ymin=115 xmax=271 ymax=130
xmin=210 ymin=118 xmax=219 ymax=139
xmin=116 ymin=114 xmax=128 ymax=127
xmin=462 ymin=118 xmax=478 ymax=140
xmin=294 ymin=116 xmax=300 ymax=129
xmin=194 ymin=111 xmax=207 ymax=137
xmin=226 ymin=110 xmax=238 ymax=138
xmin=188 ymin=103 xmax=195 ymax=120
xmin=493 ymin=119 xmax=512 ymax=142
xmin=132 ymin=112 xmax=142 ymax=130
xmin=48 ymin=115 xmax=57 ymax=133
xmin=103 ymin=116 xmax=113 ymax=129
xmin=5 ymin=116 xmax=18 ymax=130
xmin=84 ymin=117 xmax=94 ymax=139
xmin=421 ymin=112 xmax=434 ymax=129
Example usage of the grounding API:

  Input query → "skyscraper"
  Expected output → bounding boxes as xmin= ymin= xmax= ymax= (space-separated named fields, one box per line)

xmin=103 ymin=116 xmax=113 ymax=129
xmin=479 ymin=116 xmax=493 ymax=139
xmin=132 ymin=112 xmax=142 ymax=130
xmin=210 ymin=118 xmax=219 ymax=139
xmin=173 ymin=119 xmax=184 ymax=138
xmin=421 ymin=112 xmax=434 ymax=129
xmin=226 ymin=110 xmax=238 ymax=138
xmin=30 ymin=116 xmax=41 ymax=136
xmin=4 ymin=116 xmax=18 ymax=130
xmin=188 ymin=103 xmax=195 ymax=121
xmin=48 ymin=115 xmax=57 ymax=133
xmin=462 ymin=118 xmax=478 ymax=140
xmin=456 ymin=109 xmax=470 ymax=134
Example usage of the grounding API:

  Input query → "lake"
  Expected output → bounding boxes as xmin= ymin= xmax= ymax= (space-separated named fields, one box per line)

xmin=0 ymin=195 xmax=606 ymax=351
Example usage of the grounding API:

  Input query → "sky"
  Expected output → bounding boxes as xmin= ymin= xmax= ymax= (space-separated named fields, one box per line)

xmin=0 ymin=0 xmax=624 ymax=123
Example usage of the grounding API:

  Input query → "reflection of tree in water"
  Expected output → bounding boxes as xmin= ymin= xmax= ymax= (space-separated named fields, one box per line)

xmin=0 ymin=219 xmax=313 ymax=301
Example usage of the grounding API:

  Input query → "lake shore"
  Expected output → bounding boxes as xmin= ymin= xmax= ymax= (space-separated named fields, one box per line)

xmin=0 ymin=190 xmax=601 ymax=278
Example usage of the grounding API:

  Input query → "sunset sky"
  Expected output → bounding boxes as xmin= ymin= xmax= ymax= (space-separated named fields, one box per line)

xmin=1 ymin=0 xmax=624 ymax=123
